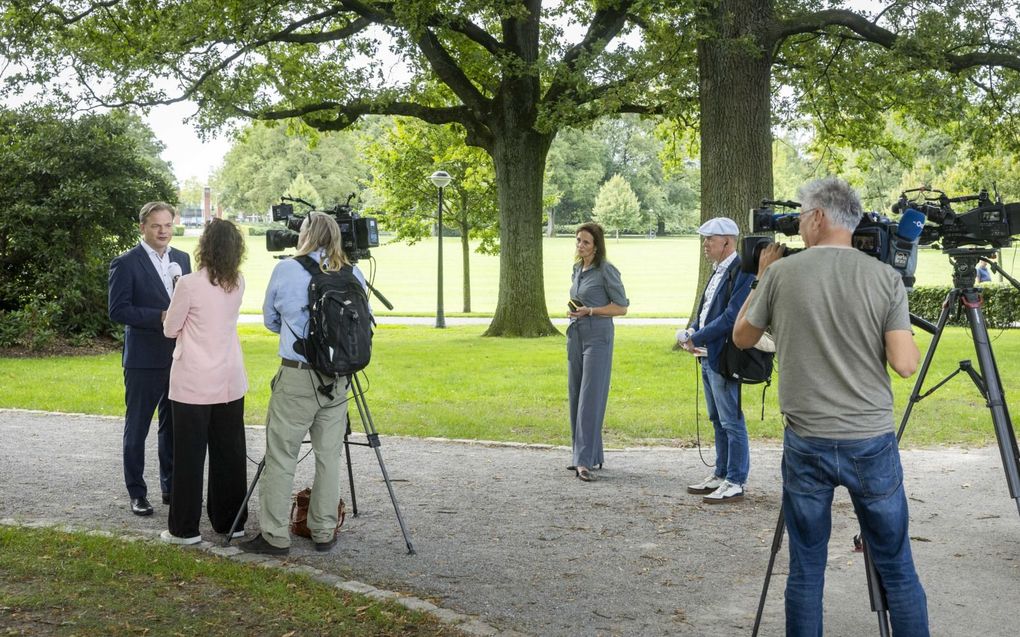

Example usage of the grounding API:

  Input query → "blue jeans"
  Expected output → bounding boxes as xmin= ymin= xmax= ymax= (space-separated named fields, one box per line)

xmin=782 ymin=428 xmax=929 ymax=637
xmin=701 ymin=361 xmax=749 ymax=484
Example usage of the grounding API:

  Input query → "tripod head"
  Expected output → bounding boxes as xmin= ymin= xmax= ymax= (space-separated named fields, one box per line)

xmin=944 ymin=247 xmax=1020 ymax=292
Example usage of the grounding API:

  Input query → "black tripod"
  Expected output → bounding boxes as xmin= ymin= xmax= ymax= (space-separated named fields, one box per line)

xmin=752 ymin=248 xmax=1020 ymax=635
xmin=225 ymin=372 xmax=416 ymax=554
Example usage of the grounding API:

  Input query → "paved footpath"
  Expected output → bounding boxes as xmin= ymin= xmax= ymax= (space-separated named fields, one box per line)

xmin=1 ymin=409 xmax=1018 ymax=636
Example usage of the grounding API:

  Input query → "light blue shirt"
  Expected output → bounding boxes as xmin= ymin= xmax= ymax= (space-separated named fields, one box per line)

xmin=263 ymin=251 xmax=368 ymax=363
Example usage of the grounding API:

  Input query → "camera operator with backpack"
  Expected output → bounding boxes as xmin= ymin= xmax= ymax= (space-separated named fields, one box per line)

xmin=241 ymin=212 xmax=369 ymax=556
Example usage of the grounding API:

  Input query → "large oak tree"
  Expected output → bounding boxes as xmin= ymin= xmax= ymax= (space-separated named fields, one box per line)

xmin=2 ymin=0 xmax=692 ymax=336
xmin=4 ymin=1 xmax=1018 ymax=329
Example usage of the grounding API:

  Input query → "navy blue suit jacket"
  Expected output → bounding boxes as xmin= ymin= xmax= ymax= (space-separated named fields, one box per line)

xmin=108 ymin=243 xmax=192 ymax=369
xmin=690 ymin=256 xmax=755 ymax=373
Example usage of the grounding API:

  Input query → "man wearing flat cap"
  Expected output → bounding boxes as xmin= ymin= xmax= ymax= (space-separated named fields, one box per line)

xmin=677 ymin=216 xmax=755 ymax=503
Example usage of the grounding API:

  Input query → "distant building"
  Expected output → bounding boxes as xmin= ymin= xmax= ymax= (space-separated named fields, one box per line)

xmin=179 ymin=205 xmax=203 ymax=228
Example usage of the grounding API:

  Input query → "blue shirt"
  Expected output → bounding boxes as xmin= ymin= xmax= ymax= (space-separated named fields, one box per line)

xmin=263 ymin=252 xmax=368 ymax=362
xmin=569 ymin=261 xmax=629 ymax=315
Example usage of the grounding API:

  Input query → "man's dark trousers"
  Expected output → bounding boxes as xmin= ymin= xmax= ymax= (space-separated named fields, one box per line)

xmin=123 ymin=367 xmax=173 ymax=499
xmin=109 ymin=243 xmax=190 ymax=500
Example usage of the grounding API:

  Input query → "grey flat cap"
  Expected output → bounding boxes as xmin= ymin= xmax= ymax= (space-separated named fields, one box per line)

xmin=697 ymin=217 xmax=740 ymax=236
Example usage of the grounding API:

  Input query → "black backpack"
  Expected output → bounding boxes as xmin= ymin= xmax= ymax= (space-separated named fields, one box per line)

xmin=291 ymin=255 xmax=374 ymax=380
xmin=718 ymin=265 xmax=774 ymax=386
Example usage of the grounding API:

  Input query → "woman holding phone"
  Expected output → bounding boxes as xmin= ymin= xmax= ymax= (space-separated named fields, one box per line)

xmin=566 ymin=222 xmax=629 ymax=482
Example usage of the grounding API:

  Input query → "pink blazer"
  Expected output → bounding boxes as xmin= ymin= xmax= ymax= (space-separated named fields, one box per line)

xmin=163 ymin=269 xmax=248 ymax=404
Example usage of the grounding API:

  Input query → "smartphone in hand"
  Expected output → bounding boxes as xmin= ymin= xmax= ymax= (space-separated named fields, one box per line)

xmin=568 ymin=299 xmax=581 ymax=312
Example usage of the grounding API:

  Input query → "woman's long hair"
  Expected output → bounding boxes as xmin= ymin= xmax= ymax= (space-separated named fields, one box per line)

xmin=195 ymin=218 xmax=245 ymax=292
xmin=575 ymin=222 xmax=607 ymax=267
xmin=295 ymin=211 xmax=351 ymax=272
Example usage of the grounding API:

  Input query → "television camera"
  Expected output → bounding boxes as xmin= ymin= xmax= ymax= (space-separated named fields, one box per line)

xmin=739 ymin=199 xmax=925 ymax=289
xmin=266 ymin=193 xmax=379 ymax=262
xmin=892 ymin=186 xmax=1020 ymax=251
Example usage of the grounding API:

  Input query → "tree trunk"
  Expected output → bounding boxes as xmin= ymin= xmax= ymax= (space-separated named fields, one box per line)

xmin=484 ymin=129 xmax=557 ymax=337
xmin=691 ymin=0 xmax=775 ymax=318
xmin=546 ymin=209 xmax=555 ymax=237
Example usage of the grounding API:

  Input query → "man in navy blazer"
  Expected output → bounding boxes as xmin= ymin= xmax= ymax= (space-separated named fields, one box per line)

xmin=677 ymin=217 xmax=755 ymax=504
xmin=108 ymin=202 xmax=191 ymax=516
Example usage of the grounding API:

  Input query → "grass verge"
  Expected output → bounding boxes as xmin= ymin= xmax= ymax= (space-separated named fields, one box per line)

xmin=0 ymin=525 xmax=457 ymax=637
xmin=1 ymin=324 xmax=1018 ymax=447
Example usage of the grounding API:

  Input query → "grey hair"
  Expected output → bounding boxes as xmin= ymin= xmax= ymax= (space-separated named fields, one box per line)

xmin=797 ymin=177 xmax=862 ymax=232
xmin=138 ymin=201 xmax=176 ymax=224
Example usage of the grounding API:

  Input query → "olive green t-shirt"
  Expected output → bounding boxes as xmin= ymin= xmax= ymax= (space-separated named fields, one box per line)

xmin=745 ymin=246 xmax=911 ymax=439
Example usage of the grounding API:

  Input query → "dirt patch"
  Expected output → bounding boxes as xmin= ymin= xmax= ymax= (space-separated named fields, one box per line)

xmin=0 ymin=336 xmax=120 ymax=358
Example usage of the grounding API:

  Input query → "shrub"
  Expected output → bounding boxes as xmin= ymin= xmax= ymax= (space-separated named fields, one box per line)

xmin=0 ymin=107 xmax=176 ymax=342
xmin=0 ymin=296 xmax=61 ymax=350
xmin=909 ymin=284 xmax=1020 ymax=328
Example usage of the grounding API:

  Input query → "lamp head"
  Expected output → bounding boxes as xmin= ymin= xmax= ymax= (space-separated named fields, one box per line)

xmin=429 ymin=170 xmax=452 ymax=188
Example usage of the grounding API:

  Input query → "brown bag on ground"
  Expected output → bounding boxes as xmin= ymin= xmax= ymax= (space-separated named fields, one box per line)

xmin=289 ymin=487 xmax=346 ymax=538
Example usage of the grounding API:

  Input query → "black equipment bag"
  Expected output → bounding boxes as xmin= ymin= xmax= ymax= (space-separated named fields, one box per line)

xmin=719 ymin=265 xmax=774 ymax=385
xmin=720 ymin=337 xmax=774 ymax=384
xmin=292 ymin=255 xmax=374 ymax=377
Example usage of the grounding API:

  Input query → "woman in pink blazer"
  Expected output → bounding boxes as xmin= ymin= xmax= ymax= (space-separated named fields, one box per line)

xmin=160 ymin=219 xmax=249 ymax=544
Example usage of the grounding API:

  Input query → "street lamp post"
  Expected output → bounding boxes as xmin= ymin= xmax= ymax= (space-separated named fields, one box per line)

xmin=429 ymin=170 xmax=452 ymax=328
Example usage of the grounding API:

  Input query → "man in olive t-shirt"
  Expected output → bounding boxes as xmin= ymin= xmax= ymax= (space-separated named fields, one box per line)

xmin=733 ymin=177 xmax=929 ymax=636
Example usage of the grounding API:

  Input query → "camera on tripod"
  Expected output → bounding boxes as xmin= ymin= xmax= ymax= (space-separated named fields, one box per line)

xmin=739 ymin=198 xmax=923 ymax=289
xmin=266 ymin=193 xmax=380 ymax=262
xmin=892 ymin=186 xmax=1020 ymax=250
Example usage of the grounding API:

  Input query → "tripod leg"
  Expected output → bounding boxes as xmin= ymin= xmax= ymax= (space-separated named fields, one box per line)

xmin=962 ymin=299 xmax=1020 ymax=517
xmin=860 ymin=537 xmax=891 ymax=637
xmin=225 ymin=457 xmax=265 ymax=546
xmin=897 ymin=296 xmax=958 ymax=441
xmin=350 ymin=374 xmax=416 ymax=554
xmin=343 ymin=411 xmax=359 ymax=516
xmin=752 ymin=506 xmax=786 ymax=637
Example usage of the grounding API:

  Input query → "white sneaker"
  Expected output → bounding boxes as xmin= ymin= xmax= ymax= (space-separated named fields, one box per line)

xmin=702 ymin=480 xmax=744 ymax=504
xmin=687 ymin=474 xmax=725 ymax=495
xmin=160 ymin=529 xmax=202 ymax=545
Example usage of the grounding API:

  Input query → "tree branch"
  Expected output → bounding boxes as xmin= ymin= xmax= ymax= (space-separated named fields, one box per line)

xmin=40 ymin=0 xmax=123 ymax=26
xmin=231 ymin=100 xmax=468 ymax=127
xmin=772 ymin=8 xmax=1020 ymax=74
xmin=274 ymin=16 xmax=373 ymax=44
xmin=772 ymin=9 xmax=895 ymax=51
xmin=416 ymin=28 xmax=490 ymax=114
xmin=544 ymin=2 xmax=636 ymax=106
xmin=432 ymin=15 xmax=502 ymax=55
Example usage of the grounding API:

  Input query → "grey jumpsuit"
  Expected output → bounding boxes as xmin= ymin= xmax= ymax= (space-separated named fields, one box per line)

xmin=567 ymin=261 xmax=629 ymax=468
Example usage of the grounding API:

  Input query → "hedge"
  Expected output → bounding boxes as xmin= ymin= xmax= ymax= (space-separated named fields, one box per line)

xmin=909 ymin=284 xmax=1020 ymax=328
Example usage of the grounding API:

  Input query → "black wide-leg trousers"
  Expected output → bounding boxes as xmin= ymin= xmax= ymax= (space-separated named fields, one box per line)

xmin=168 ymin=398 xmax=248 ymax=538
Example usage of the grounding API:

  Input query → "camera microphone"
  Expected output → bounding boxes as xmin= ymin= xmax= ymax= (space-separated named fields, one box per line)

xmin=895 ymin=209 xmax=926 ymax=242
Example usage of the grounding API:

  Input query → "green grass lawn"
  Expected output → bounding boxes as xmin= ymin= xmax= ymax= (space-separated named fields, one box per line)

xmin=0 ymin=525 xmax=456 ymax=636
xmin=2 ymin=324 xmax=1016 ymax=447
xmin=172 ymin=233 xmax=1020 ymax=316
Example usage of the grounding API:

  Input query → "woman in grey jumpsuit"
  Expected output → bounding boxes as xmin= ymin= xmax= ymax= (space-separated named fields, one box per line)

xmin=567 ymin=223 xmax=629 ymax=482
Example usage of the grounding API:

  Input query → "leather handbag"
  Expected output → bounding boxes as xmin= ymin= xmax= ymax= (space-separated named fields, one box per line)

xmin=289 ymin=487 xmax=346 ymax=538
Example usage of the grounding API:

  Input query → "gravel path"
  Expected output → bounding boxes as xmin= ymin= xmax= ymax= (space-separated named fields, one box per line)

xmin=1 ymin=409 xmax=1017 ymax=636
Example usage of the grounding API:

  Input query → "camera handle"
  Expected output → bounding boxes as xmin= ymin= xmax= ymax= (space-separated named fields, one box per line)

xmin=366 ymin=282 xmax=394 ymax=310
